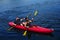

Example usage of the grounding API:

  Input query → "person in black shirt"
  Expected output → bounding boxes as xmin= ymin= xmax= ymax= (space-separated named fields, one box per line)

xmin=14 ymin=17 xmax=24 ymax=26
xmin=14 ymin=17 xmax=20 ymax=25
xmin=8 ymin=17 xmax=24 ymax=30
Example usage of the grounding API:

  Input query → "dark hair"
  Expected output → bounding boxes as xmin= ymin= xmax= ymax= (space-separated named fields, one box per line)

xmin=25 ymin=17 xmax=28 ymax=20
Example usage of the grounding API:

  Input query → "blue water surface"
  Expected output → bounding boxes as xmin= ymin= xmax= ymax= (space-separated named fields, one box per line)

xmin=0 ymin=0 xmax=60 ymax=40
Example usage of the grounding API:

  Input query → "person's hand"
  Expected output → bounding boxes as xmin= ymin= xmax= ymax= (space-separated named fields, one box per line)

xmin=23 ymin=18 xmax=25 ymax=19
xmin=32 ymin=18 xmax=33 ymax=20
xmin=20 ymin=19 xmax=23 ymax=21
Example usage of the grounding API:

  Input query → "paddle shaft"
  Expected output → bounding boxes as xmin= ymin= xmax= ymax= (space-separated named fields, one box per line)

xmin=8 ymin=27 xmax=13 ymax=31
xmin=23 ymin=10 xmax=38 ymax=36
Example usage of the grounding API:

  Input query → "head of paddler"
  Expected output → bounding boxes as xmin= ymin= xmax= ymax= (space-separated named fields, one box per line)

xmin=25 ymin=17 xmax=29 ymax=20
xmin=16 ymin=16 xmax=20 ymax=21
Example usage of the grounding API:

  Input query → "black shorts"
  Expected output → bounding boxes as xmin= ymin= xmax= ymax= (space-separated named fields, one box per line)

xmin=26 ymin=23 xmax=31 ymax=27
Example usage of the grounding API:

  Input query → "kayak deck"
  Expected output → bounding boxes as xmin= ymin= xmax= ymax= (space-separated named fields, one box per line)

xmin=9 ymin=22 xmax=54 ymax=34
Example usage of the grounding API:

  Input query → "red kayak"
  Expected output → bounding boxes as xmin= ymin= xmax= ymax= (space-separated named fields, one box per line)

xmin=8 ymin=22 xmax=54 ymax=34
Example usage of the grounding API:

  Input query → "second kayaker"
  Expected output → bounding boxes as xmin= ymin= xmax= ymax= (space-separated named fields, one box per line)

xmin=22 ymin=17 xmax=33 ymax=28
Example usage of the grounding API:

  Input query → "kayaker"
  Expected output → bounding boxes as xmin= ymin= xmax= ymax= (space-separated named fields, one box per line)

xmin=14 ymin=17 xmax=23 ymax=26
xmin=22 ymin=17 xmax=33 ymax=28
xmin=8 ymin=17 xmax=23 ymax=30
xmin=22 ymin=17 xmax=33 ymax=36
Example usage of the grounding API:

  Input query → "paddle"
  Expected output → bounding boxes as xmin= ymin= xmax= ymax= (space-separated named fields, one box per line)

xmin=23 ymin=10 xmax=38 ymax=36
xmin=8 ymin=27 xmax=13 ymax=31
xmin=27 ymin=13 xmax=32 ymax=17
xmin=8 ymin=22 xmax=16 ymax=31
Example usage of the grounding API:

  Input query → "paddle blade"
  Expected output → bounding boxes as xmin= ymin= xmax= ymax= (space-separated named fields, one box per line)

xmin=34 ymin=10 xmax=38 ymax=16
xmin=23 ymin=31 xmax=27 ymax=36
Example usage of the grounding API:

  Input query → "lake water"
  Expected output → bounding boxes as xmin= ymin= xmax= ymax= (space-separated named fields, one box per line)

xmin=0 ymin=0 xmax=60 ymax=40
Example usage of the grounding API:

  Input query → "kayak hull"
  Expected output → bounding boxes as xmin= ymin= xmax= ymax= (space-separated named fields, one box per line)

xmin=8 ymin=22 xmax=54 ymax=34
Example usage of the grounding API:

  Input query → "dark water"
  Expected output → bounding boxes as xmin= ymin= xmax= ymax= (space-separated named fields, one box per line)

xmin=0 ymin=0 xmax=60 ymax=40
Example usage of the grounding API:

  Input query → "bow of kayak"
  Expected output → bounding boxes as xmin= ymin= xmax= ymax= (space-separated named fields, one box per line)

xmin=8 ymin=22 xmax=54 ymax=34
